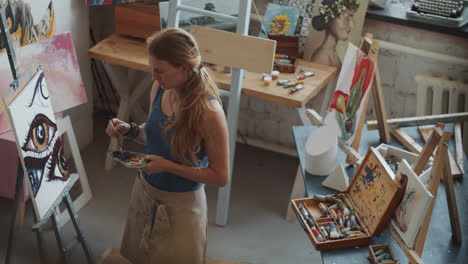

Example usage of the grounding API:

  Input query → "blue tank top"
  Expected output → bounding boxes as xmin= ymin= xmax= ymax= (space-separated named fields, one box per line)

xmin=143 ymin=88 xmax=207 ymax=192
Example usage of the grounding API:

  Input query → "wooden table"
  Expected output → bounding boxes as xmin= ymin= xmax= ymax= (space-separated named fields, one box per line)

xmin=292 ymin=124 xmax=468 ymax=264
xmin=88 ymin=33 xmax=338 ymax=222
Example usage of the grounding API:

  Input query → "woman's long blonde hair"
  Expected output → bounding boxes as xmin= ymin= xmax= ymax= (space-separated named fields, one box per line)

xmin=148 ymin=28 xmax=220 ymax=166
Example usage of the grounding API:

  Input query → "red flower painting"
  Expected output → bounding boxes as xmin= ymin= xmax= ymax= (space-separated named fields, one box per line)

xmin=329 ymin=49 xmax=375 ymax=141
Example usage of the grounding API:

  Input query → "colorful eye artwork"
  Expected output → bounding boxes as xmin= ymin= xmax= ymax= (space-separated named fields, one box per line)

xmin=7 ymin=70 xmax=72 ymax=219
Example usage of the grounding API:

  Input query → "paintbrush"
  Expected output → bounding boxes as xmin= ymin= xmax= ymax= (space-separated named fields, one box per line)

xmin=109 ymin=118 xmax=124 ymax=154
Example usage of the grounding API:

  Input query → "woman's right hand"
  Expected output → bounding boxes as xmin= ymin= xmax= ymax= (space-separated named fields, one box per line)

xmin=106 ymin=118 xmax=131 ymax=138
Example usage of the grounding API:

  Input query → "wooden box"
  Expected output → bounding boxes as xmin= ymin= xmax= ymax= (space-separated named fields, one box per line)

xmin=292 ymin=147 xmax=404 ymax=251
xmin=368 ymin=244 xmax=398 ymax=264
xmin=267 ymin=34 xmax=299 ymax=73
xmin=115 ymin=3 xmax=161 ymax=39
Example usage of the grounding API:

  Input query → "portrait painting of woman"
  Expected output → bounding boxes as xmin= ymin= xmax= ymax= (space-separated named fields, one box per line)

xmin=304 ymin=0 xmax=368 ymax=69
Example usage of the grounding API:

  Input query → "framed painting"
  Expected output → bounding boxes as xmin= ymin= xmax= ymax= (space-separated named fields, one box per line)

xmin=0 ymin=32 xmax=87 ymax=135
xmin=4 ymin=70 xmax=90 ymax=221
xmin=258 ymin=3 xmax=300 ymax=38
xmin=324 ymin=43 xmax=375 ymax=146
xmin=391 ymin=159 xmax=433 ymax=248
xmin=303 ymin=0 xmax=369 ymax=68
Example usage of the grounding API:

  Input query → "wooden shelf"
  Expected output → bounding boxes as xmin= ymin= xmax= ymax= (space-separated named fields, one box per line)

xmin=88 ymin=34 xmax=338 ymax=107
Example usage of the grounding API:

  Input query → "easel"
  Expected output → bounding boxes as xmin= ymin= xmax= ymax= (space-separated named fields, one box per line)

xmin=305 ymin=33 xmax=391 ymax=164
xmin=1 ymin=4 xmax=94 ymax=264
xmin=388 ymin=126 xmax=462 ymax=264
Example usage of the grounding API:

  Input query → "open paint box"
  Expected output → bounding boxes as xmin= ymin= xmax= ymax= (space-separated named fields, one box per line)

xmin=292 ymin=147 xmax=405 ymax=251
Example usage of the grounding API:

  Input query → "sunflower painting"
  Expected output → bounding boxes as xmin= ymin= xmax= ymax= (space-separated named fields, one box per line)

xmin=259 ymin=3 xmax=300 ymax=38
xmin=267 ymin=14 xmax=292 ymax=35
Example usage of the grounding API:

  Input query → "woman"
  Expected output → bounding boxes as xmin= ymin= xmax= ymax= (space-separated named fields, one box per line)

xmin=309 ymin=0 xmax=360 ymax=67
xmin=106 ymin=28 xmax=229 ymax=264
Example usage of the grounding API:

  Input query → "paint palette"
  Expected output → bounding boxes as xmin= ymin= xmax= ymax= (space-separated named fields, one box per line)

xmin=108 ymin=150 xmax=148 ymax=169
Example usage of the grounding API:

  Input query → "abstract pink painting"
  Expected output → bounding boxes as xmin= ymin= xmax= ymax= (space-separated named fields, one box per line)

xmin=0 ymin=32 xmax=87 ymax=135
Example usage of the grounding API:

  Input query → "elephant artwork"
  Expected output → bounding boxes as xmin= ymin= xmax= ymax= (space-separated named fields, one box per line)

xmin=326 ymin=43 xmax=375 ymax=145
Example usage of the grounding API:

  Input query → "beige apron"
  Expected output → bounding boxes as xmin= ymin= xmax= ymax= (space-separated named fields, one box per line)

xmin=120 ymin=172 xmax=207 ymax=264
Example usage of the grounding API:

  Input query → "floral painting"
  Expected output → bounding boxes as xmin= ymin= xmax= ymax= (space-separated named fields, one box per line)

xmin=259 ymin=3 xmax=300 ymax=38
xmin=6 ymin=70 xmax=73 ymax=220
xmin=326 ymin=43 xmax=374 ymax=145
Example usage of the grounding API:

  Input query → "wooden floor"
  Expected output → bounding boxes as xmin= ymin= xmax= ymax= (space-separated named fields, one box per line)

xmin=101 ymin=248 xmax=250 ymax=264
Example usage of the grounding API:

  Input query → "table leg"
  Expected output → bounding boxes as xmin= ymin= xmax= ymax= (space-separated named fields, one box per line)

xmin=285 ymin=166 xmax=306 ymax=221
xmin=101 ymin=63 xmax=152 ymax=170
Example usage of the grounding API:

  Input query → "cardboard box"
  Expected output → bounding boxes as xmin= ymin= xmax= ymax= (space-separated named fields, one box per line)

xmin=292 ymin=147 xmax=404 ymax=251
xmin=115 ymin=3 xmax=161 ymax=39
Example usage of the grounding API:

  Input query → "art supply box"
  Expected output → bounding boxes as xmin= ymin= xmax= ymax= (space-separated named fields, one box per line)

xmin=267 ymin=34 xmax=299 ymax=73
xmin=291 ymin=147 xmax=405 ymax=251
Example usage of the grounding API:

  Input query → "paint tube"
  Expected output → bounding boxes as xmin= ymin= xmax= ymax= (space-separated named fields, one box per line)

xmin=318 ymin=202 xmax=329 ymax=216
xmin=311 ymin=226 xmax=325 ymax=242
xmin=328 ymin=222 xmax=340 ymax=239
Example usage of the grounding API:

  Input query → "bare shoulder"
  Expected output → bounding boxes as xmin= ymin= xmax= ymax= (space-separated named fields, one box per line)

xmin=201 ymin=100 xmax=227 ymax=132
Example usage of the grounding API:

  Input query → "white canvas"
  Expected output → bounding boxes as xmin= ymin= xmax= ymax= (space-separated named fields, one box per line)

xmin=391 ymin=159 xmax=433 ymax=248
xmin=6 ymin=70 xmax=73 ymax=220
xmin=324 ymin=43 xmax=375 ymax=146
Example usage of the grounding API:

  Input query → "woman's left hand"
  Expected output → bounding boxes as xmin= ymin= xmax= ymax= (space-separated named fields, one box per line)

xmin=144 ymin=155 xmax=171 ymax=174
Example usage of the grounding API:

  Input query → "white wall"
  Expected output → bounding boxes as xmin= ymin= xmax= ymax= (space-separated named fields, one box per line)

xmin=28 ymin=0 xmax=93 ymax=149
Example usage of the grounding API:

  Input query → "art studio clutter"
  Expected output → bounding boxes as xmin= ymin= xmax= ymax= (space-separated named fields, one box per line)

xmin=292 ymin=148 xmax=405 ymax=251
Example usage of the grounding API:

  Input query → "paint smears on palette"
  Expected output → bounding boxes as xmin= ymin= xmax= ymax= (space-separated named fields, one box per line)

xmin=0 ymin=32 xmax=87 ymax=135
xmin=108 ymin=150 xmax=148 ymax=169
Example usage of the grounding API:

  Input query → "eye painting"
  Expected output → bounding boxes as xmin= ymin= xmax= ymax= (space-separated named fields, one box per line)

xmin=7 ymin=69 xmax=78 ymax=220
xmin=21 ymin=114 xmax=70 ymax=197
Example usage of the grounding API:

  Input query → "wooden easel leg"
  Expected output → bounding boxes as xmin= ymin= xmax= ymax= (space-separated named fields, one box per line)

xmin=413 ymin=131 xmax=451 ymax=262
xmin=64 ymin=193 xmax=95 ymax=264
xmin=5 ymin=163 xmax=24 ymax=264
xmin=32 ymin=212 xmax=47 ymax=264
xmin=6 ymin=161 xmax=46 ymax=264
xmin=16 ymin=199 xmax=25 ymax=229
xmin=442 ymin=148 xmax=462 ymax=244
xmin=371 ymin=65 xmax=391 ymax=144
xmin=51 ymin=210 xmax=68 ymax=264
